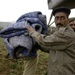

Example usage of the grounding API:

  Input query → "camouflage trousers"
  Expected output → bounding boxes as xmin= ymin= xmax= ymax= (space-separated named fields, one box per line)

xmin=23 ymin=57 xmax=37 ymax=75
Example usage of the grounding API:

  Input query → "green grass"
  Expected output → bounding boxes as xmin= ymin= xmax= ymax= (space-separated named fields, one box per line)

xmin=0 ymin=38 xmax=49 ymax=75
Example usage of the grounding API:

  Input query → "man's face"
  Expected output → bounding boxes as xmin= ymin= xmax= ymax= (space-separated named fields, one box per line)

xmin=54 ymin=12 xmax=68 ymax=29
xmin=69 ymin=21 xmax=75 ymax=32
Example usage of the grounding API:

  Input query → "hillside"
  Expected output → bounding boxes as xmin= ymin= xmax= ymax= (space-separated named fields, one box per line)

xmin=0 ymin=22 xmax=11 ymax=28
xmin=0 ymin=37 xmax=49 ymax=75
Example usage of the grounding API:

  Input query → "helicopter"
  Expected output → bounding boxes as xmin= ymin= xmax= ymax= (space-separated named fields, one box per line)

xmin=48 ymin=0 xmax=75 ymax=9
xmin=47 ymin=0 xmax=75 ymax=26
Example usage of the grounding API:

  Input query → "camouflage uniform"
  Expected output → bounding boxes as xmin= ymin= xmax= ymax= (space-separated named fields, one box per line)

xmin=23 ymin=57 xmax=37 ymax=75
xmin=29 ymin=25 xmax=75 ymax=75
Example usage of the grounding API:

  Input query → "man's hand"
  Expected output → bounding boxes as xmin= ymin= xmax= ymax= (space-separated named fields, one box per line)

xmin=26 ymin=26 xmax=35 ymax=32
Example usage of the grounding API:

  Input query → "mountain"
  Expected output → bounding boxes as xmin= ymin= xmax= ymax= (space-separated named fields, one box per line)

xmin=0 ymin=21 xmax=16 ymax=28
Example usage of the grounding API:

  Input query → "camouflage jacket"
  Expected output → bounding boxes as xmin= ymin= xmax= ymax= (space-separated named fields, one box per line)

xmin=29 ymin=25 xmax=75 ymax=75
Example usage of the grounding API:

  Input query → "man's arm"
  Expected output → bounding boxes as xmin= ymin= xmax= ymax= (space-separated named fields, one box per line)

xmin=27 ymin=26 xmax=67 ymax=52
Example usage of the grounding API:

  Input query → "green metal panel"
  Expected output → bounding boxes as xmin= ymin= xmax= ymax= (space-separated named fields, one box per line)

xmin=48 ymin=0 xmax=75 ymax=9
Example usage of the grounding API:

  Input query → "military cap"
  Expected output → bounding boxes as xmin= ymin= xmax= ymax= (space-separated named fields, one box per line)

xmin=52 ymin=7 xmax=71 ymax=16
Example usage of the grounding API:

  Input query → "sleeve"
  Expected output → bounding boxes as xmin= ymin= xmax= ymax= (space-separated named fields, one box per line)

xmin=29 ymin=30 xmax=67 ymax=52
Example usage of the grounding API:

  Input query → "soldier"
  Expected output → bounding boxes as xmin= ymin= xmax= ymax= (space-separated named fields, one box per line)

xmin=26 ymin=7 xmax=75 ymax=75
xmin=68 ymin=17 xmax=75 ymax=32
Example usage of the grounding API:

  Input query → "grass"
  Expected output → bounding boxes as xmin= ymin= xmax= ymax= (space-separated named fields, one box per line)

xmin=0 ymin=38 xmax=49 ymax=75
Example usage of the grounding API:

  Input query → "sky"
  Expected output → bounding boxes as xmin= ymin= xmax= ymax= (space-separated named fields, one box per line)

xmin=0 ymin=0 xmax=51 ymax=22
xmin=0 ymin=0 xmax=75 ymax=24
